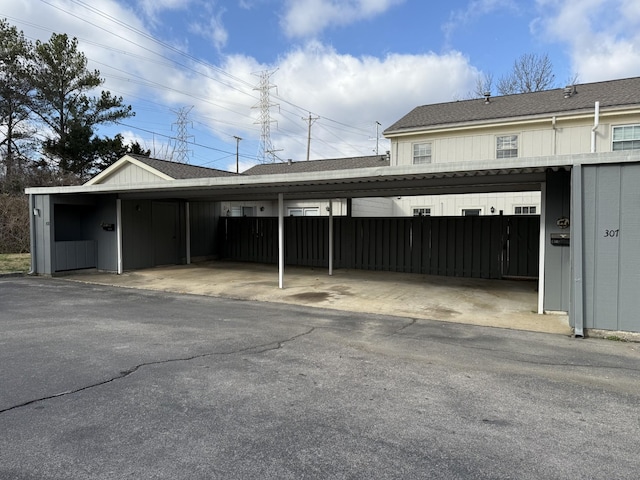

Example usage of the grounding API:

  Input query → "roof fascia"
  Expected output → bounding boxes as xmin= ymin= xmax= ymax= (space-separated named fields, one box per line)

xmin=26 ymin=152 xmax=640 ymax=197
xmin=84 ymin=155 xmax=174 ymax=185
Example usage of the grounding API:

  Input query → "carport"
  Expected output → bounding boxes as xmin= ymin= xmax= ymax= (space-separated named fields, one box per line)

xmin=26 ymin=155 xmax=572 ymax=316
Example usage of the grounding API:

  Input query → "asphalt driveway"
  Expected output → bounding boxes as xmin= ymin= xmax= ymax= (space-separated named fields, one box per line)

xmin=1 ymin=276 xmax=639 ymax=479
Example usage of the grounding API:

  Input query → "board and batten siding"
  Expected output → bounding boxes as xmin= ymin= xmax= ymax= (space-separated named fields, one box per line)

xmin=582 ymin=163 xmax=640 ymax=332
xmin=392 ymin=112 xmax=640 ymax=166
xmin=99 ymin=163 xmax=167 ymax=185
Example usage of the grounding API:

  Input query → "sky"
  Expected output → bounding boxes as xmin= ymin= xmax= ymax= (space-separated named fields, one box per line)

xmin=3 ymin=0 xmax=640 ymax=173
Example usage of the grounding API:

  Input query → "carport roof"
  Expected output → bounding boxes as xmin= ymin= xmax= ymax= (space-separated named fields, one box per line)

xmin=243 ymin=155 xmax=390 ymax=175
xmin=25 ymin=152 xmax=639 ymax=201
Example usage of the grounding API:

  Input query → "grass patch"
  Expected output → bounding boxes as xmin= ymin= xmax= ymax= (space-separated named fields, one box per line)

xmin=0 ymin=253 xmax=30 ymax=274
xmin=604 ymin=335 xmax=628 ymax=342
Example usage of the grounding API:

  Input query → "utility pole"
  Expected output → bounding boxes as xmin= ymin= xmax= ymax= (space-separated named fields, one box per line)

xmin=375 ymin=121 xmax=381 ymax=155
xmin=304 ymin=113 xmax=319 ymax=161
xmin=233 ymin=136 xmax=242 ymax=173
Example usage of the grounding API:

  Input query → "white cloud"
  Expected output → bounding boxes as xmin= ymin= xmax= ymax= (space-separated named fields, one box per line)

xmin=281 ymin=0 xmax=405 ymax=38
xmin=138 ymin=0 xmax=191 ymax=23
xmin=189 ymin=5 xmax=229 ymax=51
xmin=443 ymin=0 xmax=519 ymax=46
xmin=4 ymin=0 xmax=480 ymax=170
xmin=534 ymin=0 xmax=640 ymax=81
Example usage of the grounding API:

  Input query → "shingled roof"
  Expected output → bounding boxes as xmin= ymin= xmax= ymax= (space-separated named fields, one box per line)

xmin=130 ymin=155 xmax=237 ymax=178
xmin=243 ymin=155 xmax=390 ymax=175
xmin=385 ymin=76 xmax=640 ymax=134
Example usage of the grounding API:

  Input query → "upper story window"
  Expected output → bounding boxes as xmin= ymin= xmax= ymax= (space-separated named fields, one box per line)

xmin=413 ymin=143 xmax=432 ymax=164
xmin=496 ymin=135 xmax=518 ymax=158
xmin=612 ymin=125 xmax=640 ymax=151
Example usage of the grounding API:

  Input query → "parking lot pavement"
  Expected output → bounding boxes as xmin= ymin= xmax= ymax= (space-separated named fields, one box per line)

xmin=1 ymin=276 xmax=639 ymax=479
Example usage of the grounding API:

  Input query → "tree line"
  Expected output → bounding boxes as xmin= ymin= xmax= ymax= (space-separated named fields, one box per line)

xmin=1 ymin=19 xmax=149 ymax=253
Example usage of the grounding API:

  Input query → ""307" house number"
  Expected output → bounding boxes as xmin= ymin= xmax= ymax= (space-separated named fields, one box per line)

xmin=604 ymin=229 xmax=620 ymax=238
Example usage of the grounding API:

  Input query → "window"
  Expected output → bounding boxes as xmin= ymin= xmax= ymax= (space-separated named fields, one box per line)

xmin=413 ymin=143 xmax=432 ymax=164
xmin=612 ymin=125 xmax=640 ymax=151
xmin=288 ymin=207 xmax=320 ymax=217
xmin=230 ymin=206 xmax=256 ymax=217
xmin=514 ymin=206 xmax=537 ymax=215
xmin=413 ymin=207 xmax=431 ymax=216
xmin=496 ymin=135 xmax=518 ymax=158
xmin=462 ymin=209 xmax=481 ymax=216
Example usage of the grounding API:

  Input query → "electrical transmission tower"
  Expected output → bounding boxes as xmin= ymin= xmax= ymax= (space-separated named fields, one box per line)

xmin=252 ymin=70 xmax=280 ymax=163
xmin=171 ymin=106 xmax=194 ymax=163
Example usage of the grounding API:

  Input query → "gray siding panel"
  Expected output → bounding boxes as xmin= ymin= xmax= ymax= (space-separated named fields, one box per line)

xmin=54 ymin=240 xmax=96 ymax=271
xmin=543 ymin=170 xmax=571 ymax=312
xmin=582 ymin=164 xmax=640 ymax=332
xmin=190 ymin=201 xmax=218 ymax=258
xmin=618 ymin=164 xmax=640 ymax=331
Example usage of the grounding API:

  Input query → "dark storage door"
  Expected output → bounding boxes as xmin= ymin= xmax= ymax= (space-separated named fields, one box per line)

xmin=153 ymin=202 xmax=180 ymax=266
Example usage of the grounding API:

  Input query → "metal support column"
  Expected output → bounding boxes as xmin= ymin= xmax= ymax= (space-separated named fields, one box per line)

xmin=185 ymin=202 xmax=191 ymax=265
xmin=537 ymin=183 xmax=546 ymax=314
xmin=116 ymin=198 xmax=123 ymax=275
xmin=278 ymin=193 xmax=284 ymax=289
xmin=328 ymin=200 xmax=333 ymax=276
xmin=571 ymin=165 xmax=584 ymax=337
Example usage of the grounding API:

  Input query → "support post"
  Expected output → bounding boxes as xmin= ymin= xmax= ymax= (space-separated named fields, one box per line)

xmin=328 ymin=200 xmax=333 ymax=276
xmin=537 ymin=183 xmax=546 ymax=314
xmin=116 ymin=198 xmax=123 ymax=275
xmin=278 ymin=193 xmax=284 ymax=289
xmin=571 ymin=165 xmax=584 ymax=337
xmin=185 ymin=202 xmax=191 ymax=265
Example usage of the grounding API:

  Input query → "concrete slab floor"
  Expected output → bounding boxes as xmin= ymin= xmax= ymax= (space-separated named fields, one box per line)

xmin=64 ymin=261 xmax=572 ymax=336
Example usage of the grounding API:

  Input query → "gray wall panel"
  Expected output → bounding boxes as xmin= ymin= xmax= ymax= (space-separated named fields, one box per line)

xmin=618 ymin=164 xmax=640 ymax=331
xmin=189 ymin=201 xmax=219 ymax=258
xmin=121 ymin=200 xmax=153 ymax=270
xmin=543 ymin=170 xmax=571 ymax=312
xmin=582 ymin=163 xmax=640 ymax=332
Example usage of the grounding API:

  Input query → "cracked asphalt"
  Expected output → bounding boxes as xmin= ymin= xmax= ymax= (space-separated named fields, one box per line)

xmin=1 ymin=276 xmax=640 ymax=479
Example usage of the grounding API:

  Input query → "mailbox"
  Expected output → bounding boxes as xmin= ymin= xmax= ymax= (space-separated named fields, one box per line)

xmin=550 ymin=233 xmax=570 ymax=246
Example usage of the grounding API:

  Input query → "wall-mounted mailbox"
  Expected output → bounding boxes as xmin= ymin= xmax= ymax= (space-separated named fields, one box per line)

xmin=550 ymin=233 xmax=570 ymax=246
xmin=101 ymin=223 xmax=115 ymax=231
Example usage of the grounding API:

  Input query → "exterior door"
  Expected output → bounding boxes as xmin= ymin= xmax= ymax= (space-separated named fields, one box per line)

xmin=153 ymin=202 xmax=180 ymax=266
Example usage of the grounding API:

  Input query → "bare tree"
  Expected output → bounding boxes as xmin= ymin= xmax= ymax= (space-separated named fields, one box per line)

xmin=497 ymin=53 xmax=555 ymax=95
xmin=474 ymin=72 xmax=494 ymax=98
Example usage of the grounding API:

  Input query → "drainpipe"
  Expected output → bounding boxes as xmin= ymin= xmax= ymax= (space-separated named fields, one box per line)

xmin=551 ymin=116 xmax=557 ymax=155
xmin=590 ymin=102 xmax=600 ymax=153
xmin=28 ymin=194 xmax=36 ymax=275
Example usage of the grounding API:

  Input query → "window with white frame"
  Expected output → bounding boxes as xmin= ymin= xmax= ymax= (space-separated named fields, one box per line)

xmin=413 ymin=207 xmax=431 ymax=216
xmin=462 ymin=209 xmax=481 ymax=216
xmin=514 ymin=206 xmax=537 ymax=215
xmin=288 ymin=207 xmax=320 ymax=216
xmin=496 ymin=135 xmax=518 ymax=158
xmin=612 ymin=125 xmax=640 ymax=151
xmin=413 ymin=143 xmax=432 ymax=164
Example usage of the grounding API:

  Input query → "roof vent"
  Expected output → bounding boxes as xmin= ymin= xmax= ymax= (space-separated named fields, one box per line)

xmin=483 ymin=92 xmax=491 ymax=104
xmin=287 ymin=159 xmax=292 ymax=165
xmin=563 ymin=85 xmax=576 ymax=98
